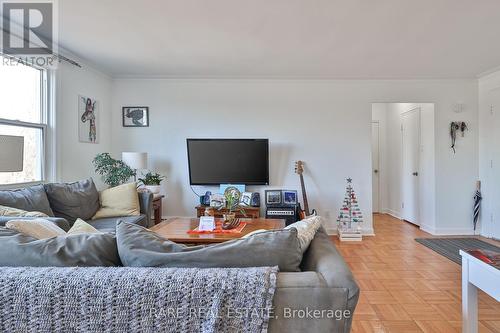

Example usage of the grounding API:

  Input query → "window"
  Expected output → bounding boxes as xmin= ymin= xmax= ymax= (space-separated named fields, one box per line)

xmin=0 ymin=56 xmax=47 ymax=185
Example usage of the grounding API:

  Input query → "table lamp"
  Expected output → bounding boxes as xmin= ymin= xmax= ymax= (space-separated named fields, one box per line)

xmin=122 ymin=152 xmax=147 ymax=181
xmin=0 ymin=135 xmax=24 ymax=172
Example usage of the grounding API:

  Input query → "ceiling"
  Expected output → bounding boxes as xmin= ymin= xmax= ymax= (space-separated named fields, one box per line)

xmin=58 ymin=0 xmax=500 ymax=78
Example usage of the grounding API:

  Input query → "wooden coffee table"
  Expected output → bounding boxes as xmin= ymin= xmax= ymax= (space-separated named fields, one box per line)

xmin=150 ymin=217 xmax=285 ymax=244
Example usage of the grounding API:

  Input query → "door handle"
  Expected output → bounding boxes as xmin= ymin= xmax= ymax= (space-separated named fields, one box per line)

xmin=412 ymin=172 xmax=418 ymax=176
xmin=374 ymin=169 xmax=379 ymax=174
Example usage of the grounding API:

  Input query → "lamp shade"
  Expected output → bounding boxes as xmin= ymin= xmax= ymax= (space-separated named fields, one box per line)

xmin=122 ymin=152 xmax=147 ymax=170
xmin=0 ymin=135 xmax=24 ymax=172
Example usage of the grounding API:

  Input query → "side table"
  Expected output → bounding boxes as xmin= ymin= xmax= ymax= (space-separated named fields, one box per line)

xmin=152 ymin=194 xmax=165 ymax=225
xmin=460 ymin=249 xmax=500 ymax=333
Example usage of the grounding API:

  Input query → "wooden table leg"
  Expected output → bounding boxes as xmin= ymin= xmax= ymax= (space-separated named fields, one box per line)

xmin=154 ymin=200 xmax=162 ymax=225
xmin=462 ymin=257 xmax=478 ymax=333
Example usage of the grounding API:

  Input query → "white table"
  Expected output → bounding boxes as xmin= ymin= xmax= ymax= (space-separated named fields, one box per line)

xmin=460 ymin=250 xmax=500 ymax=333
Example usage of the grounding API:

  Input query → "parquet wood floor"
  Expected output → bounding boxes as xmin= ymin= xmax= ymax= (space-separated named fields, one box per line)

xmin=332 ymin=213 xmax=500 ymax=333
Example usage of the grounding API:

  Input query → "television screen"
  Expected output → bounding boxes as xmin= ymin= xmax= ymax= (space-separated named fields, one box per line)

xmin=187 ymin=139 xmax=269 ymax=185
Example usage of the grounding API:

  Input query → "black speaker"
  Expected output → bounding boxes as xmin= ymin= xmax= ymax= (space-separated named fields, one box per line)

xmin=200 ymin=191 xmax=211 ymax=206
xmin=266 ymin=207 xmax=298 ymax=226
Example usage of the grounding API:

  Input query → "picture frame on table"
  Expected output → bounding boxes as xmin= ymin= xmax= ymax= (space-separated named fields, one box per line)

xmin=265 ymin=190 xmax=282 ymax=205
xmin=209 ymin=194 xmax=225 ymax=208
xmin=240 ymin=192 xmax=252 ymax=206
xmin=282 ymin=190 xmax=298 ymax=205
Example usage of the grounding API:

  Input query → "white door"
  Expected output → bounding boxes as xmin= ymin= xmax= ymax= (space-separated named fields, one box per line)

xmin=489 ymin=88 xmax=500 ymax=239
xmin=372 ymin=122 xmax=380 ymax=213
xmin=401 ymin=109 xmax=420 ymax=225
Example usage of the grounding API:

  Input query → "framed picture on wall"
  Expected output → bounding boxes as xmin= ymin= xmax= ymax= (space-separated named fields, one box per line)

xmin=78 ymin=95 xmax=99 ymax=143
xmin=122 ymin=106 xmax=149 ymax=127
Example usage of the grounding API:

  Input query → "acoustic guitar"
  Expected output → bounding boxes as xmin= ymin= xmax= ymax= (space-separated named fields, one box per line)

xmin=294 ymin=161 xmax=317 ymax=219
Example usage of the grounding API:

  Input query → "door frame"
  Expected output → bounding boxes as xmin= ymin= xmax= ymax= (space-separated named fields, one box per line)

xmin=400 ymin=107 xmax=421 ymax=225
xmin=486 ymin=87 xmax=500 ymax=239
xmin=371 ymin=121 xmax=380 ymax=213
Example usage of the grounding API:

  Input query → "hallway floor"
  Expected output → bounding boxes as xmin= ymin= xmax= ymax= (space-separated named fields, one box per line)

xmin=333 ymin=213 xmax=500 ymax=333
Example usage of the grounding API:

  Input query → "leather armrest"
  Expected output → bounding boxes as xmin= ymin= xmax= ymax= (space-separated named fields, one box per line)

xmin=301 ymin=226 xmax=359 ymax=300
xmin=138 ymin=192 xmax=154 ymax=228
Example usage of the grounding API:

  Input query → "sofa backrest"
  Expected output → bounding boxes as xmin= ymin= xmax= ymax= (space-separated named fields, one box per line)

xmin=0 ymin=185 xmax=54 ymax=216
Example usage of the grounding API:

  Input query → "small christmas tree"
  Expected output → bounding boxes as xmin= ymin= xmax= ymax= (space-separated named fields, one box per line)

xmin=337 ymin=178 xmax=363 ymax=241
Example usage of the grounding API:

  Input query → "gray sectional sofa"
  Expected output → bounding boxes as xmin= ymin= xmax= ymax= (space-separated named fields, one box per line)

xmin=0 ymin=180 xmax=154 ymax=232
xmin=0 ymin=181 xmax=359 ymax=332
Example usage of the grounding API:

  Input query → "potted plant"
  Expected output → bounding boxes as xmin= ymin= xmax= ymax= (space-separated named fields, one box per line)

xmin=93 ymin=153 xmax=135 ymax=187
xmin=138 ymin=172 xmax=165 ymax=194
xmin=220 ymin=190 xmax=246 ymax=228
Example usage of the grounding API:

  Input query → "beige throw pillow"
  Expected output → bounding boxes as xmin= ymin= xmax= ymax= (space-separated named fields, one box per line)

xmin=93 ymin=182 xmax=140 ymax=220
xmin=67 ymin=218 xmax=101 ymax=235
xmin=6 ymin=219 xmax=66 ymax=240
xmin=284 ymin=215 xmax=323 ymax=253
xmin=0 ymin=205 xmax=48 ymax=217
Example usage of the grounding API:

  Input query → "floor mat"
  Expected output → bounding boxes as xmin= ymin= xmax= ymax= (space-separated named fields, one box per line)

xmin=414 ymin=237 xmax=500 ymax=265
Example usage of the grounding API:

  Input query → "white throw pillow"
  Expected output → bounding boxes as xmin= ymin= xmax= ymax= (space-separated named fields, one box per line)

xmin=5 ymin=219 xmax=66 ymax=240
xmin=285 ymin=215 xmax=323 ymax=252
xmin=67 ymin=218 xmax=101 ymax=235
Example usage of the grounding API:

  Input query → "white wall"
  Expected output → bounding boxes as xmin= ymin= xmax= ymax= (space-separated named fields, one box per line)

xmin=111 ymin=79 xmax=478 ymax=235
xmin=478 ymin=70 xmax=500 ymax=238
xmin=373 ymin=103 xmax=436 ymax=233
xmin=55 ymin=62 xmax=113 ymax=189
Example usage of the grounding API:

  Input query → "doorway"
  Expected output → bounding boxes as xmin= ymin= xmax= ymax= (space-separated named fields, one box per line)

xmin=371 ymin=103 xmax=435 ymax=231
xmin=401 ymin=108 xmax=420 ymax=225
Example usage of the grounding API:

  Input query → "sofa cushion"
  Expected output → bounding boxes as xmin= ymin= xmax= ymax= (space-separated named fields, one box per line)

xmin=0 ymin=204 xmax=49 ymax=218
xmin=0 ymin=227 xmax=120 ymax=267
xmin=67 ymin=218 xmax=101 ymax=235
xmin=90 ymin=215 xmax=147 ymax=232
xmin=93 ymin=183 xmax=140 ymax=220
xmin=5 ymin=218 xmax=67 ymax=239
xmin=0 ymin=216 xmax=71 ymax=231
xmin=0 ymin=185 xmax=54 ymax=216
xmin=116 ymin=221 xmax=303 ymax=272
xmin=44 ymin=178 xmax=100 ymax=223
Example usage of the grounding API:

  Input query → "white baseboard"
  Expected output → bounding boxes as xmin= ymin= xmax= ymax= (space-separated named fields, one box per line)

xmin=362 ymin=227 xmax=375 ymax=236
xmin=383 ymin=209 xmax=401 ymax=219
xmin=322 ymin=218 xmax=337 ymax=236
xmin=419 ymin=224 xmax=435 ymax=235
xmin=420 ymin=225 xmax=476 ymax=236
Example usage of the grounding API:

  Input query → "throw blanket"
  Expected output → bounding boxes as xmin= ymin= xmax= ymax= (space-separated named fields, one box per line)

xmin=0 ymin=266 xmax=278 ymax=333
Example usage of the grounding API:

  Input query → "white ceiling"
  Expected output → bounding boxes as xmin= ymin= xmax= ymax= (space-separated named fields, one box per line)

xmin=59 ymin=0 xmax=500 ymax=78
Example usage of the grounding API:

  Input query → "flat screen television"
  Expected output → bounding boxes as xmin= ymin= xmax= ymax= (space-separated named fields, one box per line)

xmin=187 ymin=139 xmax=269 ymax=185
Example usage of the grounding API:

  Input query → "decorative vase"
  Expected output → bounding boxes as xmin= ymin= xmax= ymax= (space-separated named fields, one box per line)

xmin=223 ymin=213 xmax=236 ymax=223
xmin=222 ymin=213 xmax=241 ymax=230
xmin=145 ymin=185 xmax=161 ymax=194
